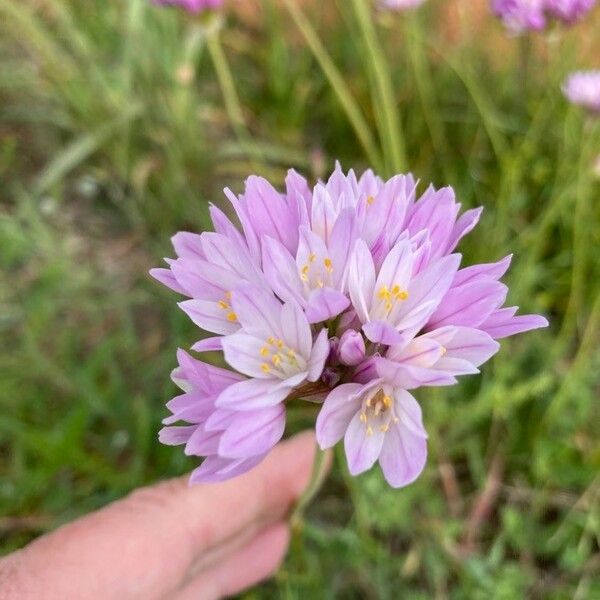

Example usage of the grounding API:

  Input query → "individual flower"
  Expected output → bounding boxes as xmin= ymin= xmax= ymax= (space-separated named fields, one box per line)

xmin=491 ymin=0 xmax=547 ymax=33
xmin=159 ymin=349 xmax=285 ymax=483
xmin=545 ymin=0 xmax=597 ymax=23
xmin=153 ymin=0 xmax=224 ymax=13
xmin=217 ymin=284 xmax=330 ymax=410
xmin=562 ymin=70 xmax=600 ymax=113
xmin=380 ymin=0 xmax=427 ymax=11
xmin=154 ymin=164 xmax=548 ymax=488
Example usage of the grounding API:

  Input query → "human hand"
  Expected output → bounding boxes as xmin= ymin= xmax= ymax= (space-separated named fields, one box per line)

xmin=0 ymin=431 xmax=326 ymax=600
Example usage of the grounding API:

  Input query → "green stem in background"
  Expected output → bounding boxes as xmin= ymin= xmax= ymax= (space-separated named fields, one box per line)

xmin=558 ymin=119 xmax=597 ymax=346
xmin=349 ymin=0 xmax=407 ymax=174
xmin=282 ymin=0 xmax=384 ymax=172
xmin=204 ymin=20 xmax=261 ymax=165
xmin=404 ymin=12 xmax=451 ymax=183
xmin=290 ymin=445 xmax=329 ymax=532
xmin=518 ymin=35 xmax=531 ymax=103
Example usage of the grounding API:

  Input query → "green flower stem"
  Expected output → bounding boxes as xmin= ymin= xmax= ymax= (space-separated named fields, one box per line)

xmin=349 ymin=0 xmax=407 ymax=174
xmin=559 ymin=120 xmax=598 ymax=346
xmin=404 ymin=13 xmax=451 ymax=182
xmin=290 ymin=445 xmax=329 ymax=532
xmin=205 ymin=24 xmax=261 ymax=165
xmin=282 ymin=0 xmax=384 ymax=172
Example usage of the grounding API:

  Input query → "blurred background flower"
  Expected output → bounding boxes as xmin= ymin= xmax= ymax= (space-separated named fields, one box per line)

xmin=563 ymin=70 xmax=600 ymax=112
xmin=546 ymin=0 xmax=597 ymax=24
xmin=491 ymin=0 xmax=547 ymax=33
xmin=380 ymin=0 xmax=427 ymax=11
xmin=154 ymin=0 xmax=224 ymax=14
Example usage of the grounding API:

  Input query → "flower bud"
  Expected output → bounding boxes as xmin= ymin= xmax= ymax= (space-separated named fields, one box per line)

xmin=338 ymin=330 xmax=366 ymax=366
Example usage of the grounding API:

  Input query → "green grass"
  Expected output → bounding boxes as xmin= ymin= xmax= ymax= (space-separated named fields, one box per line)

xmin=1 ymin=1 xmax=599 ymax=597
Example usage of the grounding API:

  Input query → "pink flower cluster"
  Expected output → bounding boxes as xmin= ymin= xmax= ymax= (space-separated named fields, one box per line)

xmin=152 ymin=165 xmax=548 ymax=487
xmin=492 ymin=0 xmax=597 ymax=33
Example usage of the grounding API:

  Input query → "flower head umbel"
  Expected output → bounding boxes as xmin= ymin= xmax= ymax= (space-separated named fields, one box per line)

xmin=492 ymin=0 xmax=597 ymax=31
xmin=153 ymin=0 xmax=224 ymax=14
xmin=563 ymin=70 xmax=600 ymax=113
xmin=492 ymin=0 xmax=547 ymax=33
xmin=546 ymin=0 xmax=597 ymax=23
xmin=153 ymin=164 xmax=548 ymax=487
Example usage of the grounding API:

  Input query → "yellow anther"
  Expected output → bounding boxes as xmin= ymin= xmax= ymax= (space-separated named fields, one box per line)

xmin=226 ymin=312 xmax=237 ymax=322
xmin=217 ymin=300 xmax=229 ymax=309
xmin=300 ymin=264 xmax=309 ymax=282
xmin=385 ymin=301 xmax=393 ymax=312
xmin=440 ymin=346 xmax=447 ymax=355
xmin=360 ymin=412 xmax=368 ymax=423
xmin=396 ymin=290 xmax=408 ymax=301
xmin=260 ymin=346 xmax=270 ymax=357
xmin=267 ymin=336 xmax=275 ymax=345
xmin=383 ymin=395 xmax=393 ymax=408
xmin=391 ymin=285 xmax=400 ymax=295
xmin=377 ymin=286 xmax=391 ymax=300
xmin=324 ymin=258 xmax=333 ymax=272
xmin=260 ymin=363 xmax=270 ymax=373
xmin=271 ymin=354 xmax=281 ymax=366
xmin=309 ymin=253 xmax=316 ymax=263
xmin=367 ymin=195 xmax=375 ymax=205
xmin=366 ymin=426 xmax=374 ymax=436
xmin=380 ymin=424 xmax=389 ymax=433
xmin=275 ymin=339 xmax=284 ymax=349
xmin=287 ymin=349 xmax=296 ymax=358
xmin=224 ymin=291 xmax=232 ymax=299
xmin=316 ymin=279 xmax=324 ymax=288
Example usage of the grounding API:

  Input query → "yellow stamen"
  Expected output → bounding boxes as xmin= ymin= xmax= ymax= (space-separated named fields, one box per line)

xmin=441 ymin=346 xmax=447 ymax=355
xmin=226 ymin=312 xmax=237 ymax=322
xmin=224 ymin=291 xmax=232 ymax=299
xmin=309 ymin=253 xmax=316 ymax=263
xmin=366 ymin=426 xmax=374 ymax=436
xmin=380 ymin=424 xmax=389 ymax=433
xmin=260 ymin=346 xmax=270 ymax=357
xmin=275 ymin=339 xmax=284 ymax=349
xmin=300 ymin=264 xmax=309 ymax=282
xmin=271 ymin=354 xmax=281 ymax=366
xmin=260 ymin=363 xmax=270 ymax=373
xmin=396 ymin=290 xmax=408 ymax=301
xmin=287 ymin=349 xmax=296 ymax=358
xmin=383 ymin=395 xmax=393 ymax=408
xmin=367 ymin=195 xmax=375 ymax=206
xmin=360 ymin=412 xmax=368 ymax=423
xmin=267 ymin=336 xmax=275 ymax=345
xmin=324 ymin=258 xmax=333 ymax=272
xmin=217 ymin=300 xmax=229 ymax=309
